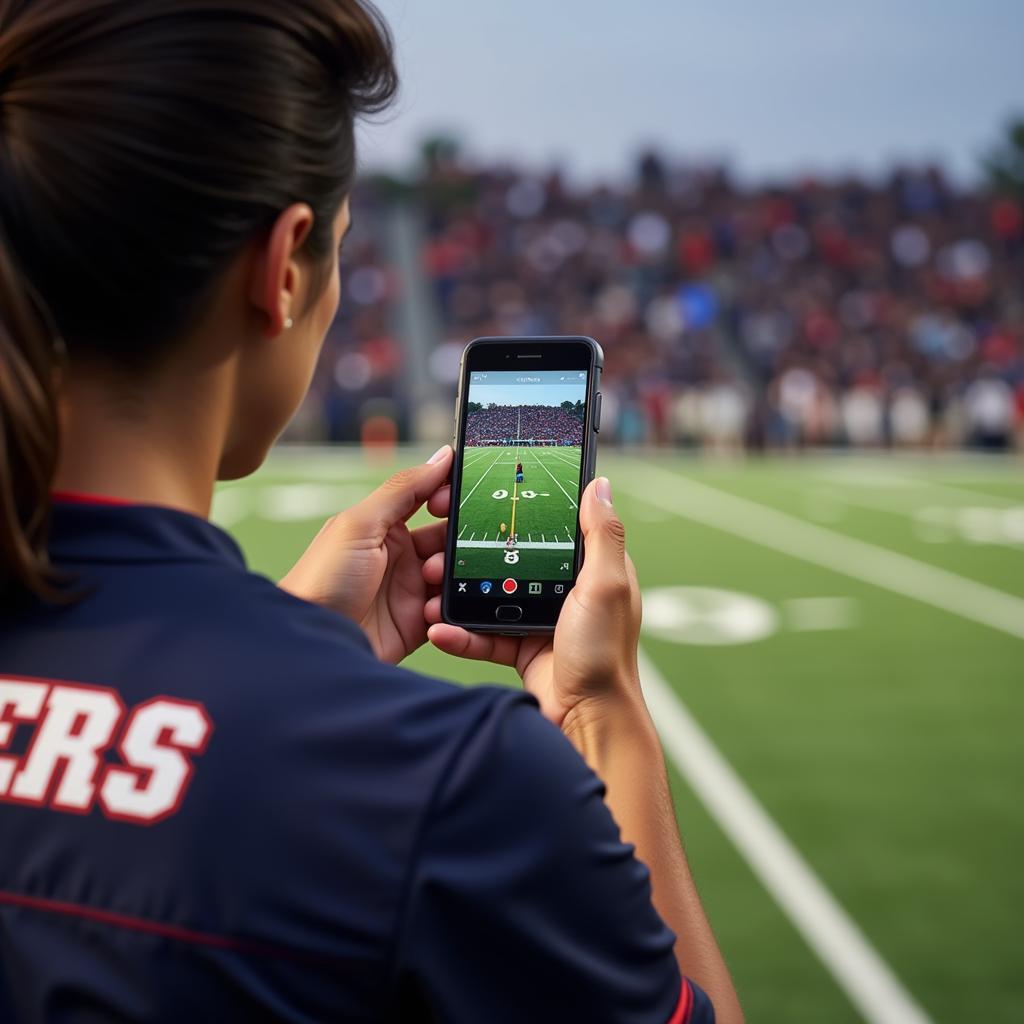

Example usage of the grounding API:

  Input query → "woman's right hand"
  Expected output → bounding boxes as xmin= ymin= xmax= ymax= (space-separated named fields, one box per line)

xmin=424 ymin=477 xmax=647 ymax=731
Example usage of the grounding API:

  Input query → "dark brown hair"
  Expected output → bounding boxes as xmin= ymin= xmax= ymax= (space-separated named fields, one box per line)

xmin=0 ymin=0 xmax=397 ymax=604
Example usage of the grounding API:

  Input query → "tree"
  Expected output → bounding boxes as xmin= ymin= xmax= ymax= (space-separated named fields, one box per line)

xmin=985 ymin=117 xmax=1024 ymax=201
xmin=466 ymin=401 xmax=482 ymax=413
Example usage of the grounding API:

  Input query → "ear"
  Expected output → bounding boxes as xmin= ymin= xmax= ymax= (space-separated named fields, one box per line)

xmin=247 ymin=203 xmax=315 ymax=338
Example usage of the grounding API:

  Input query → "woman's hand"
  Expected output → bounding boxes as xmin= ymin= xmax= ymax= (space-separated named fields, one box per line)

xmin=423 ymin=477 xmax=646 ymax=731
xmin=280 ymin=446 xmax=453 ymax=664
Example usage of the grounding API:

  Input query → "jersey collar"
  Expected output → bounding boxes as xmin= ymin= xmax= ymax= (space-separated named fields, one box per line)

xmin=49 ymin=497 xmax=246 ymax=569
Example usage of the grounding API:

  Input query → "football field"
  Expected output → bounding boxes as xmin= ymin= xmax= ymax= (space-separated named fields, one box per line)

xmin=453 ymin=445 xmax=581 ymax=579
xmin=217 ymin=449 xmax=1024 ymax=1024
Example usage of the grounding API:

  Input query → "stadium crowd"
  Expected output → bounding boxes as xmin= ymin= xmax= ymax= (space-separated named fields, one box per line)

xmin=420 ymin=150 xmax=1024 ymax=451
xmin=465 ymin=404 xmax=585 ymax=446
xmin=283 ymin=148 xmax=1024 ymax=452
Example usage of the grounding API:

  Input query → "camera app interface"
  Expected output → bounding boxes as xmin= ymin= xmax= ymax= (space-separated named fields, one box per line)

xmin=453 ymin=369 xmax=587 ymax=596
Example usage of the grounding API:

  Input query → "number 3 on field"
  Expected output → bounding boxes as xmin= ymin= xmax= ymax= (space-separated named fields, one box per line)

xmin=504 ymin=551 xmax=520 ymax=565
xmin=491 ymin=489 xmax=509 ymax=500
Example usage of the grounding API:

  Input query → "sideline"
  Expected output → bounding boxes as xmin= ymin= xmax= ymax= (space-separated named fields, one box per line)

xmin=638 ymin=647 xmax=934 ymax=1024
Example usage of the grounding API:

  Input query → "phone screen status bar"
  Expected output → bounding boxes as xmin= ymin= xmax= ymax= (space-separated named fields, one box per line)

xmin=469 ymin=371 xmax=587 ymax=385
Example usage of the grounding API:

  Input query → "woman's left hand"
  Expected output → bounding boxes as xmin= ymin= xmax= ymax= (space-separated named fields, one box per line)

xmin=279 ymin=446 xmax=453 ymax=664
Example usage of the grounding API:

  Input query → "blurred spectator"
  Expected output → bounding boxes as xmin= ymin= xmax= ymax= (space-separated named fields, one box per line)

xmin=964 ymin=368 xmax=1016 ymax=449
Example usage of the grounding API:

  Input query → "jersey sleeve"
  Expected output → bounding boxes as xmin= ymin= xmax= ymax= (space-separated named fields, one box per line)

xmin=389 ymin=694 xmax=714 ymax=1024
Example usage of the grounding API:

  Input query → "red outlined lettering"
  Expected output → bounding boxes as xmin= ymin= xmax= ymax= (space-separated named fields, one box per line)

xmin=0 ymin=676 xmax=212 ymax=825
xmin=99 ymin=697 xmax=213 ymax=825
xmin=0 ymin=680 xmax=49 ymax=796
xmin=8 ymin=684 xmax=124 ymax=813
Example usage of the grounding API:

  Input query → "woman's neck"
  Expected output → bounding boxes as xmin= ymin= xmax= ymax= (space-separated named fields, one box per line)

xmin=53 ymin=360 xmax=234 ymax=517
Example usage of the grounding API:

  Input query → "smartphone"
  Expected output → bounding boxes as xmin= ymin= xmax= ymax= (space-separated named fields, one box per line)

xmin=442 ymin=336 xmax=604 ymax=634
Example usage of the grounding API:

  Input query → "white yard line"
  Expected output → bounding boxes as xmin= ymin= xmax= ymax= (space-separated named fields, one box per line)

xmin=545 ymin=448 xmax=584 ymax=473
xmin=457 ymin=540 xmax=574 ymax=549
xmin=535 ymin=455 xmax=580 ymax=509
xmin=815 ymin=482 xmax=1021 ymax=519
xmin=820 ymin=465 xmax=1021 ymax=507
xmin=457 ymin=523 xmax=467 ymax=540
xmin=625 ymin=463 xmax=1024 ymax=641
xmin=458 ymin=452 xmax=505 ymax=510
xmin=915 ymin=479 xmax=1020 ymax=506
xmin=637 ymin=648 xmax=934 ymax=1024
xmin=462 ymin=446 xmax=499 ymax=468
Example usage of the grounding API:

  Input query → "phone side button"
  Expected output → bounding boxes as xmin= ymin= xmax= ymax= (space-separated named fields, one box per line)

xmin=593 ymin=392 xmax=602 ymax=433
xmin=495 ymin=605 xmax=523 ymax=622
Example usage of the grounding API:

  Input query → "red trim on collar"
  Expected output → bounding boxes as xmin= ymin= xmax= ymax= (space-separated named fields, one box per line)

xmin=51 ymin=491 xmax=137 ymax=507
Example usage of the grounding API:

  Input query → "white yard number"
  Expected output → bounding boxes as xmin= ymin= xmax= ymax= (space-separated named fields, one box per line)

xmin=491 ymin=489 xmax=509 ymax=500
xmin=504 ymin=550 xmax=520 ymax=565
xmin=520 ymin=490 xmax=537 ymax=499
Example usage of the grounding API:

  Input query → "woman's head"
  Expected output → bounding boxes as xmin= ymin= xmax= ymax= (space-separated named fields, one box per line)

xmin=0 ymin=0 xmax=397 ymax=601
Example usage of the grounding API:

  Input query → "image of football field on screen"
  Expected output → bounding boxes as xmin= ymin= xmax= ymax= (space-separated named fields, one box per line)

xmin=454 ymin=371 xmax=586 ymax=581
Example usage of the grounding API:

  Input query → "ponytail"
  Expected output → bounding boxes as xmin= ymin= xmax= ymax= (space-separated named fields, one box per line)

xmin=0 ymin=235 xmax=61 ymax=605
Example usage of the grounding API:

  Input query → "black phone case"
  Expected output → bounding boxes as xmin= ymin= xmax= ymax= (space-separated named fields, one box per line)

xmin=441 ymin=335 xmax=604 ymax=635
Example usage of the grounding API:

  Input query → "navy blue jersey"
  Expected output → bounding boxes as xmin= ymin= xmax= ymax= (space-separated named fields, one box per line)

xmin=0 ymin=497 xmax=713 ymax=1023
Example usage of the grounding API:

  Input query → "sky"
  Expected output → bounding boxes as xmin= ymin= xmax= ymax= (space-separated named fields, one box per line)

xmin=468 ymin=371 xmax=588 ymax=409
xmin=360 ymin=0 xmax=1024 ymax=186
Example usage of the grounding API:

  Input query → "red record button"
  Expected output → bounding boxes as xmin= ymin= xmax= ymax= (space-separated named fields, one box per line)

xmin=502 ymin=578 xmax=518 ymax=595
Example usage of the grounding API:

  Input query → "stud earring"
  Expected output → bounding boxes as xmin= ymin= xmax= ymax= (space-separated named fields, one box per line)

xmin=284 ymin=316 xmax=294 ymax=330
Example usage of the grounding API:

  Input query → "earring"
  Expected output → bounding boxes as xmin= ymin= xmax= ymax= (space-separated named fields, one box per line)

xmin=284 ymin=316 xmax=294 ymax=330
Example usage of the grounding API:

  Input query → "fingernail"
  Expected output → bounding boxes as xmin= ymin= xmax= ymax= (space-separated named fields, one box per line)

xmin=427 ymin=444 xmax=450 ymax=465
xmin=596 ymin=477 xmax=612 ymax=505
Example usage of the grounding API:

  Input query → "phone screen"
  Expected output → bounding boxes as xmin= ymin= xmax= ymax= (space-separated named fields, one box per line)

xmin=454 ymin=369 xmax=587 ymax=588
xmin=444 ymin=337 xmax=601 ymax=633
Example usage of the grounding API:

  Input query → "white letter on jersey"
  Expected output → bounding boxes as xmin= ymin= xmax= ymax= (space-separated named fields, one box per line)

xmin=10 ymin=685 xmax=123 ymax=810
xmin=100 ymin=699 xmax=212 ymax=824
xmin=0 ymin=680 xmax=49 ymax=795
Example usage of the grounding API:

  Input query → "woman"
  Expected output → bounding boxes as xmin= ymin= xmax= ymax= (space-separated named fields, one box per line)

xmin=0 ymin=2 xmax=742 ymax=1021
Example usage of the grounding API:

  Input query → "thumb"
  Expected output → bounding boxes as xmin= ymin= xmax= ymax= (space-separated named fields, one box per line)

xmin=577 ymin=476 xmax=627 ymax=573
xmin=359 ymin=445 xmax=453 ymax=532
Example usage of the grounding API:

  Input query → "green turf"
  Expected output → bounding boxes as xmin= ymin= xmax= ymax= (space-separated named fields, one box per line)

xmin=452 ymin=445 xmax=581 ymax=579
xmin=219 ymin=448 xmax=1024 ymax=1023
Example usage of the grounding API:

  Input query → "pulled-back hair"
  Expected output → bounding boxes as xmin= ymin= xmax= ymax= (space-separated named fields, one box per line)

xmin=0 ymin=0 xmax=397 ymax=604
